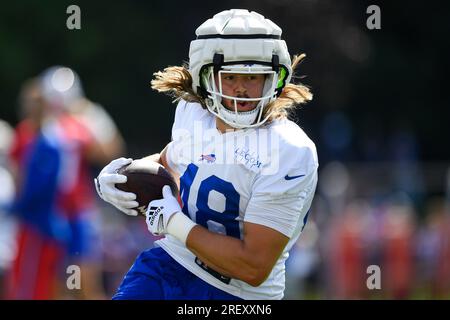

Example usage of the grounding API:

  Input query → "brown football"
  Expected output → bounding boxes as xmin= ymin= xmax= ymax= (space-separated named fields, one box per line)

xmin=115 ymin=158 xmax=179 ymax=216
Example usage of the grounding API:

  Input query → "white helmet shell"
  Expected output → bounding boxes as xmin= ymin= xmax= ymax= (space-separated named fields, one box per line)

xmin=189 ymin=9 xmax=292 ymax=128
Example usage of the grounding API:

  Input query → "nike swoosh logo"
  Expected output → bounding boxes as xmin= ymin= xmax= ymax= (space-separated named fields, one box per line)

xmin=285 ymin=174 xmax=305 ymax=180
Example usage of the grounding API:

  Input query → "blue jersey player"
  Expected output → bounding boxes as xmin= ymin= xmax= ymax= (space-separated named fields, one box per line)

xmin=95 ymin=9 xmax=318 ymax=300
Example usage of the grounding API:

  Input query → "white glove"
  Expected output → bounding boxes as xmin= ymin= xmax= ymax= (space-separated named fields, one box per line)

xmin=146 ymin=185 xmax=181 ymax=235
xmin=94 ymin=157 xmax=139 ymax=216
xmin=146 ymin=185 xmax=197 ymax=244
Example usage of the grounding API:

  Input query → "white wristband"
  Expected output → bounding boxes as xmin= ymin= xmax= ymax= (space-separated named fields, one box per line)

xmin=167 ymin=212 xmax=198 ymax=245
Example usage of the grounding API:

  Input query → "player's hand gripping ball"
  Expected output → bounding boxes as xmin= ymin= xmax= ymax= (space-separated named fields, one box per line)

xmin=115 ymin=159 xmax=179 ymax=216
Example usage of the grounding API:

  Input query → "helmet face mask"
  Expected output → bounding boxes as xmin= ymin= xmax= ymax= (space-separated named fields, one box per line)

xmin=201 ymin=63 xmax=282 ymax=128
xmin=189 ymin=9 xmax=293 ymax=129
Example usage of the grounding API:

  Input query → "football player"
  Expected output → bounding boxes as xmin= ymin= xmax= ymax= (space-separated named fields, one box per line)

xmin=96 ymin=9 xmax=319 ymax=300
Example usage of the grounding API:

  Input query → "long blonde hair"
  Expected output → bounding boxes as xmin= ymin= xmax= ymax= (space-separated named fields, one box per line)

xmin=151 ymin=54 xmax=312 ymax=122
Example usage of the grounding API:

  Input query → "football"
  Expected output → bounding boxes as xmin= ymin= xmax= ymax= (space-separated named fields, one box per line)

xmin=115 ymin=158 xmax=179 ymax=216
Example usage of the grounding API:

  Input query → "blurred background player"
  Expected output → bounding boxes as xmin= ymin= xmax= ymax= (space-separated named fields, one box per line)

xmin=7 ymin=76 xmax=71 ymax=299
xmin=39 ymin=66 xmax=125 ymax=299
xmin=6 ymin=66 xmax=125 ymax=299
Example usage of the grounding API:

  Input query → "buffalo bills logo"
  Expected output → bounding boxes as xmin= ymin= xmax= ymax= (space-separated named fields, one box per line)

xmin=199 ymin=154 xmax=216 ymax=163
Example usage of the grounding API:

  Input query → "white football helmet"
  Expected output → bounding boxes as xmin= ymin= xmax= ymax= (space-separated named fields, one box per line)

xmin=40 ymin=66 xmax=84 ymax=111
xmin=189 ymin=9 xmax=292 ymax=128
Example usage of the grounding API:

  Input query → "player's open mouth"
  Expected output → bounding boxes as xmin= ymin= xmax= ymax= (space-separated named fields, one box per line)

xmin=236 ymin=101 xmax=256 ymax=111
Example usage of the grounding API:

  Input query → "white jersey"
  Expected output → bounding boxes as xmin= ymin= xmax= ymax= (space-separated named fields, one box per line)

xmin=156 ymin=100 xmax=318 ymax=300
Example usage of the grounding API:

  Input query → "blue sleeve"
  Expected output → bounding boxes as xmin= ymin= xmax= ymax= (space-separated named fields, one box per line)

xmin=12 ymin=133 xmax=68 ymax=240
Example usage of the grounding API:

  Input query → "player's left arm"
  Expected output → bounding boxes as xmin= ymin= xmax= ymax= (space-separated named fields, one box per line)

xmin=184 ymin=164 xmax=317 ymax=286
xmin=145 ymin=185 xmax=289 ymax=287
xmin=186 ymin=221 xmax=289 ymax=287
xmin=147 ymin=168 xmax=317 ymax=287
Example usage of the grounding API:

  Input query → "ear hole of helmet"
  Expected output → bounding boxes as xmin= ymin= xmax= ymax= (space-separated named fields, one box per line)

xmin=198 ymin=67 xmax=212 ymax=99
